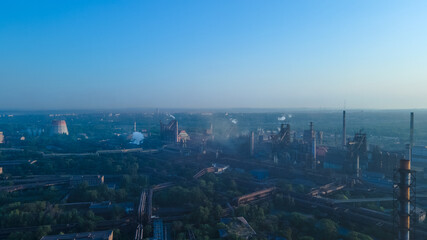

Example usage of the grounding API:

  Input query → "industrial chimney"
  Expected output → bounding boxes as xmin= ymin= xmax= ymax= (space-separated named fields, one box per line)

xmin=342 ymin=110 xmax=346 ymax=147
xmin=398 ymin=159 xmax=411 ymax=240
xmin=409 ymin=112 xmax=414 ymax=161
xmin=250 ymin=131 xmax=255 ymax=156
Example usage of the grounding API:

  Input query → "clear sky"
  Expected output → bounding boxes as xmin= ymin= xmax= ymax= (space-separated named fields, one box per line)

xmin=1 ymin=0 xmax=427 ymax=110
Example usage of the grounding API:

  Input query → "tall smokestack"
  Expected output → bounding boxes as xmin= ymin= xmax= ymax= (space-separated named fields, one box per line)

xmin=409 ymin=112 xmax=414 ymax=161
xmin=312 ymin=136 xmax=317 ymax=170
xmin=342 ymin=111 xmax=346 ymax=147
xmin=356 ymin=155 xmax=360 ymax=178
xmin=309 ymin=122 xmax=316 ymax=169
xmin=399 ymin=159 xmax=411 ymax=240
xmin=250 ymin=131 xmax=255 ymax=156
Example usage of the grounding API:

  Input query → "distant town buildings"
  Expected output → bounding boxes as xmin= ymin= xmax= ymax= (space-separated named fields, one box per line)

xmin=51 ymin=120 xmax=69 ymax=135
xmin=40 ymin=230 xmax=113 ymax=240
xmin=0 ymin=131 xmax=3 ymax=144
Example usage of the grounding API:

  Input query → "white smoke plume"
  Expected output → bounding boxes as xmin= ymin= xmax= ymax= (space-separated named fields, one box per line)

xmin=230 ymin=118 xmax=238 ymax=124
xmin=167 ymin=113 xmax=176 ymax=119
xmin=130 ymin=132 xmax=144 ymax=145
xmin=278 ymin=115 xmax=286 ymax=121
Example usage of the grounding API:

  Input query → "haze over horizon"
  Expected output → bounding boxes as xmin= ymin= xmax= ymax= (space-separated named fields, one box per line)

xmin=1 ymin=0 xmax=427 ymax=110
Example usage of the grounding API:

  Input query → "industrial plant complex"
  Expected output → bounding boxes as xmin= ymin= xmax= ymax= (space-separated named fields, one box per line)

xmin=0 ymin=110 xmax=426 ymax=240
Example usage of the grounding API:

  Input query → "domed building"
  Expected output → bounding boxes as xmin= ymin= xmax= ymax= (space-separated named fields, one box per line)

xmin=177 ymin=130 xmax=190 ymax=143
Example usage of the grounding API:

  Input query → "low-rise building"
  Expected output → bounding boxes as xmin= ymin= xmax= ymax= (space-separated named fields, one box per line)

xmin=151 ymin=218 xmax=165 ymax=240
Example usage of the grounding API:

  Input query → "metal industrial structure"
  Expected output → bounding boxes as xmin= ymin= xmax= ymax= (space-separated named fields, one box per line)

xmin=393 ymin=113 xmax=417 ymax=240
xmin=276 ymin=124 xmax=291 ymax=147
xmin=160 ymin=120 xmax=178 ymax=143
xmin=51 ymin=120 xmax=69 ymax=135
xmin=134 ymin=182 xmax=175 ymax=240
xmin=348 ymin=131 xmax=367 ymax=178
xmin=303 ymin=122 xmax=316 ymax=169
xmin=394 ymin=159 xmax=416 ymax=240
xmin=234 ymin=187 xmax=276 ymax=206
xmin=193 ymin=167 xmax=215 ymax=179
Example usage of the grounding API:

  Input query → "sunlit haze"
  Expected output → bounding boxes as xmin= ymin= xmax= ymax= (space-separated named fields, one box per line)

xmin=1 ymin=0 xmax=427 ymax=110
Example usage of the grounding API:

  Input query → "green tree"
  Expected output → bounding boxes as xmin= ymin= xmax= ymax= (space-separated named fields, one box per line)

xmin=192 ymin=206 xmax=210 ymax=223
xmin=36 ymin=225 xmax=52 ymax=239
xmin=346 ymin=231 xmax=374 ymax=240
xmin=299 ymin=237 xmax=314 ymax=240
xmin=316 ymin=218 xmax=338 ymax=240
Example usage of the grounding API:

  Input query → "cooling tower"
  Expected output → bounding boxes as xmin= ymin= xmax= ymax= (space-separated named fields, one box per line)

xmin=51 ymin=120 xmax=69 ymax=135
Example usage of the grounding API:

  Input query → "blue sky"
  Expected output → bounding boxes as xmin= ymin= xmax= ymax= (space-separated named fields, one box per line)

xmin=1 ymin=0 xmax=427 ymax=110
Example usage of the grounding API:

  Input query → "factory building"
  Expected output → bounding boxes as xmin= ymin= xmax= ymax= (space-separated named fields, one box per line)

xmin=303 ymin=122 xmax=317 ymax=169
xmin=348 ymin=131 xmax=368 ymax=156
xmin=412 ymin=146 xmax=427 ymax=163
xmin=347 ymin=131 xmax=368 ymax=176
xmin=151 ymin=218 xmax=165 ymax=240
xmin=51 ymin=120 xmax=69 ymax=135
xmin=160 ymin=120 xmax=178 ymax=143
xmin=369 ymin=146 xmax=402 ymax=178
xmin=322 ymin=147 xmax=346 ymax=170
xmin=303 ymin=122 xmax=315 ymax=144
xmin=40 ymin=230 xmax=113 ymax=240
xmin=278 ymin=124 xmax=291 ymax=146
